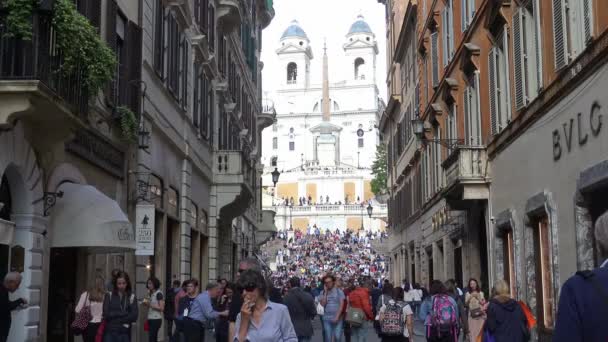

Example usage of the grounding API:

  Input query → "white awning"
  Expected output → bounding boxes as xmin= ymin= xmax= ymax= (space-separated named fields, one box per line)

xmin=50 ymin=183 xmax=135 ymax=251
xmin=0 ymin=218 xmax=15 ymax=245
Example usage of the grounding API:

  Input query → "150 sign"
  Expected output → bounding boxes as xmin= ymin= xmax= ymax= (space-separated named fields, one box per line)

xmin=553 ymin=101 xmax=603 ymax=161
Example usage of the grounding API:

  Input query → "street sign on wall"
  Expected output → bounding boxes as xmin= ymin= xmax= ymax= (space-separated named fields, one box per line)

xmin=135 ymin=204 xmax=155 ymax=256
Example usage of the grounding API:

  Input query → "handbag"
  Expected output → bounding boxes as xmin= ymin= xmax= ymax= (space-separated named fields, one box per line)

xmin=95 ymin=320 xmax=106 ymax=342
xmin=345 ymin=306 xmax=365 ymax=327
xmin=144 ymin=320 xmax=150 ymax=332
xmin=316 ymin=301 xmax=325 ymax=316
xmin=71 ymin=293 xmax=92 ymax=335
xmin=470 ymin=307 xmax=484 ymax=318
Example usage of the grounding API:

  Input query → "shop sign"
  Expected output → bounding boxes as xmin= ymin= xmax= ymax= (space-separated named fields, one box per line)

xmin=553 ymin=101 xmax=603 ymax=161
xmin=135 ymin=204 xmax=155 ymax=256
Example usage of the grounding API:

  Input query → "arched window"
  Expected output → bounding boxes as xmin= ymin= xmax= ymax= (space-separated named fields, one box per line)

xmin=287 ymin=62 xmax=297 ymax=83
xmin=271 ymin=156 xmax=278 ymax=167
xmin=354 ymin=58 xmax=365 ymax=80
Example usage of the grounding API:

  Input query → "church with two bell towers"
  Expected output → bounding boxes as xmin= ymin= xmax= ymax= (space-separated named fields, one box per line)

xmin=261 ymin=16 xmax=387 ymax=234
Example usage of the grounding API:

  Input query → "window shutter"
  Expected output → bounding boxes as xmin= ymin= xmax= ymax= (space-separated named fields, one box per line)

xmin=87 ymin=0 xmax=101 ymax=29
xmin=464 ymin=87 xmax=471 ymax=145
xmin=553 ymin=0 xmax=568 ymax=70
xmin=533 ymin=0 xmax=543 ymax=91
xmin=104 ymin=0 xmax=118 ymax=105
xmin=441 ymin=9 xmax=448 ymax=67
xmin=473 ymin=72 xmax=482 ymax=146
xmin=489 ymin=48 xmax=498 ymax=135
xmin=193 ymin=68 xmax=200 ymax=128
xmin=502 ymin=26 xmax=513 ymax=126
xmin=461 ymin=0 xmax=468 ymax=31
xmin=448 ymin=0 xmax=454 ymax=57
xmin=431 ymin=32 xmax=439 ymax=87
xmin=127 ymin=21 xmax=142 ymax=115
xmin=583 ymin=0 xmax=593 ymax=42
xmin=513 ymin=8 xmax=525 ymax=110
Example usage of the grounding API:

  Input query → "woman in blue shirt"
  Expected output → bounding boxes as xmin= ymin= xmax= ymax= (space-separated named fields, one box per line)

xmin=234 ymin=270 xmax=298 ymax=342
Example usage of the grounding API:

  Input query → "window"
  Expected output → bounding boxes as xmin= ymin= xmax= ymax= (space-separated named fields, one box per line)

xmin=461 ymin=0 xmax=476 ymax=31
xmin=168 ymin=187 xmax=179 ymax=218
xmin=190 ymin=201 xmax=198 ymax=229
xmin=193 ymin=66 xmax=211 ymax=140
xmin=441 ymin=0 xmax=455 ymax=66
xmin=502 ymin=229 xmax=516 ymax=297
xmin=208 ymin=5 xmax=215 ymax=51
xmin=272 ymin=137 xmax=278 ymax=149
xmin=179 ymin=32 xmax=188 ymax=109
xmin=149 ymin=175 xmax=163 ymax=209
xmin=464 ymin=72 xmax=482 ymax=146
xmin=287 ymin=62 xmax=297 ymax=83
xmin=153 ymin=0 xmax=164 ymax=75
xmin=553 ymin=0 xmax=593 ymax=69
xmin=271 ymin=156 xmax=278 ymax=167
xmin=354 ymin=58 xmax=365 ymax=80
xmin=513 ymin=0 xmax=543 ymax=110
xmin=534 ymin=216 xmax=555 ymax=331
xmin=167 ymin=13 xmax=180 ymax=96
xmin=115 ymin=14 xmax=126 ymax=105
xmin=446 ymin=102 xmax=457 ymax=153
xmin=430 ymin=31 xmax=439 ymax=87
xmin=289 ymin=141 xmax=295 ymax=151
xmin=489 ymin=26 xmax=512 ymax=135
xmin=358 ymin=137 xmax=364 ymax=148
xmin=194 ymin=0 xmax=209 ymax=33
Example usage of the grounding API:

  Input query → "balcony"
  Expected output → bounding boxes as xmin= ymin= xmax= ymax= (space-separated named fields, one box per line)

xmin=162 ymin=0 xmax=193 ymax=28
xmin=215 ymin=151 xmax=254 ymax=224
xmin=442 ymin=146 xmax=490 ymax=204
xmin=258 ymin=98 xmax=276 ymax=129
xmin=0 ymin=14 xmax=89 ymax=131
xmin=257 ymin=0 xmax=275 ymax=29
xmin=255 ymin=209 xmax=277 ymax=246
xmin=217 ymin=0 xmax=242 ymax=33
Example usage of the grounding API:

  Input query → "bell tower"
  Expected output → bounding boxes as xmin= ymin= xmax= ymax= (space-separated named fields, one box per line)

xmin=276 ymin=20 xmax=313 ymax=88
xmin=343 ymin=15 xmax=378 ymax=84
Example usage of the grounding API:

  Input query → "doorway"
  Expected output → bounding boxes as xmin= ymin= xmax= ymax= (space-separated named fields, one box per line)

xmin=478 ymin=207 xmax=489 ymax=293
xmin=47 ymin=248 xmax=78 ymax=342
xmin=166 ymin=218 xmax=180 ymax=289
xmin=426 ymin=248 xmax=433 ymax=286
xmin=454 ymin=245 xmax=463 ymax=289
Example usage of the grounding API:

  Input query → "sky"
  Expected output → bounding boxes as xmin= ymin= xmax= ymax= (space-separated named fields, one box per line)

xmin=261 ymin=0 xmax=388 ymax=101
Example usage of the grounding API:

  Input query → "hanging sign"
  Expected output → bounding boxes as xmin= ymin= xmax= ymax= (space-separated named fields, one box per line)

xmin=135 ymin=204 xmax=155 ymax=256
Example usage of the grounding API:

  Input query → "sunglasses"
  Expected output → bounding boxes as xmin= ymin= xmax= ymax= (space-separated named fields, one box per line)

xmin=242 ymin=282 xmax=258 ymax=292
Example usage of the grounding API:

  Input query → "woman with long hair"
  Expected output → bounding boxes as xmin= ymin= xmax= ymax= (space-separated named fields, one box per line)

xmin=74 ymin=276 xmax=105 ymax=342
xmin=143 ymin=277 xmax=164 ymax=342
xmin=235 ymin=269 xmax=297 ymax=341
xmin=103 ymin=271 xmax=138 ymax=342
xmin=215 ymin=283 xmax=235 ymax=342
xmin=465 ymin=278 xmax=486 ymax=342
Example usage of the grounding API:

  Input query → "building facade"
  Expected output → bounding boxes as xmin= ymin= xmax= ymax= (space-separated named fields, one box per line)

xmin=0 ymin=0 xmax=275 ymax=341
xmin=381 ymin=0 xmax=607 ymax=340
xmin=261 ymin=19 xmax=388 ymax=233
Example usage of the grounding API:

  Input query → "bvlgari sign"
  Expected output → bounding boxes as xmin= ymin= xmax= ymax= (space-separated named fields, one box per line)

xmin=135 ymin=204 xmax=155 ymax=256
xmin=553 ymin=101 xmax=603 ymax=161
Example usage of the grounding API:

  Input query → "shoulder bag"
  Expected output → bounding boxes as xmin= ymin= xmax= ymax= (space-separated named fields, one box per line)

xmin=71 ymin=292 xmax=92 ymax=335
xmin=345 ymin=298 xmax=365 ymax=327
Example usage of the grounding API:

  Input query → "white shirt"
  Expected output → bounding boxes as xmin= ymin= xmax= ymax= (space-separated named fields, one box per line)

xmin=75 ymin=292 xmax=104 ymax=323
xmin=412 ymin=289 xmax=422 ymax=301
xmin=379 ymin=300 xmax=414 ymax=337
xmin=403 ymin=290 xmax=414 ymax=302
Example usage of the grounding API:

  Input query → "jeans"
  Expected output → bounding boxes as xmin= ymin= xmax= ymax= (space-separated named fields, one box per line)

xmin=148 ymin=319 xmax=162 ymax=342
xmin=322 ymin=319 xmax=344 ymax=342
xmin=83 ymin=322 xmax=101 ymax=342
xmin=182 ymin=319 xmax=205 ymax=342
xmin=350 ymin=322 xmax=368 ymax=342
xmin=104 ymin=331 xmax=131 ymax=342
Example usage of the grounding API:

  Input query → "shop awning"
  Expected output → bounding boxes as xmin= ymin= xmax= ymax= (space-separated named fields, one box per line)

xmin=0 ymin=218 xmax=15 ymax=245
xmin=50 ymin=183 xmax=135 ymax=251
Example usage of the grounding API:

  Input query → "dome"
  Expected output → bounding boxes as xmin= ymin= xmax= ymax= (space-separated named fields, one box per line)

xmin=348 ymin=15 xmax=372 ymax=35
xmin=281 ymin=20 xmax=308 ymax=40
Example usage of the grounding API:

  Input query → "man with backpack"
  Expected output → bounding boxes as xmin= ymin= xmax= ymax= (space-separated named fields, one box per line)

xmin=554 ymin=210 xmax=608 ymax=342
xmin=419 ymin=280 xmax=460 ymax=342
xmin=378 ymin=286 xmax=414 ymax=342
xmin=284 ymin=277 xmax=317 ymax=342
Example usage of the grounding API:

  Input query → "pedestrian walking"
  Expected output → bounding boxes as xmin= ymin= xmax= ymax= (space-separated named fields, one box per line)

xmin=317 ymin=274 xmax=346 ymax=342
xmin=143 ymin=277 xmax=165 ymax=342
xmin=234 ymin=269 xmax=298 ymax=341
xmin=464 ymin=278 xmax=485 ymax=342
xmin=419 ymin=280 xmax=459 ymax=342
xmin=284 ymin=276 xmax=317 ymax=342
xmin=215 ymin=283 xmax=235 ymax=342
xmin=411 ymin=283 xmax=422 ymax=316
xmin=346 ymin=278 xmax=374 ymax=342
xmin=183 ymin=283 xmax=228 ymax=342
xmin=554 ymin=210 xmax=608 ymax=342
xmin=165 ymin=279 xmax=182 ymax=340
xmin=485 ymin=280 xmax=529 ymax=342
xmin=1 ymin=272 xmax=27 ymax=342
xmin=74 ymin=276 xmax=105 ymax=342
xmin=103 ymin=271 xmax=138 ymax=342
xmin=445 ymin=279 xmax=467 ymax=338
xmin=378 ymin=286 xmax=414 ymax=342
xmin=175 ymin=279 xmax=199 ymax=342
xmin=228 ymin=257 xmax=262 ymax=341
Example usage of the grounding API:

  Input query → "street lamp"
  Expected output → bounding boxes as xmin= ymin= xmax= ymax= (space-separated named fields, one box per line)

xmin=271 ymin=168 xmax=281 ymax=187
xmin=138 ymin=121 xmax=151 ymax=150
xmin=411 ymin=115 xmax=462 ymax=149
xmin=367 ymin=203 xmax=373 ymax=218
xmin=289 ymin=203 xmax=293 ymax=230
xmin=360 ymin=203 xmax=364 ymax=231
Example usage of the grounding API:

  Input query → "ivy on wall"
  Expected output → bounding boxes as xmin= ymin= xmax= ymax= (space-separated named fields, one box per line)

xmin=117 ymin=106 xmax=138 ymax=143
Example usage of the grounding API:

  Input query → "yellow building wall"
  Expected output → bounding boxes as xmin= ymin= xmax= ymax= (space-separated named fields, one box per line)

xmin=344 ymin=182 xmax=355 ymax=202
xmin=346 ymin=217 xmax=362 ymax=230
xmin=306 ymin=183 xmax=317 ymax=200
xmin=364 ymin=180 xmax=373 ymax=201
xmin=292 ymin=218 xmax=309 ymax=232
xmin=277 ymin=182 xmax=298 ymax=200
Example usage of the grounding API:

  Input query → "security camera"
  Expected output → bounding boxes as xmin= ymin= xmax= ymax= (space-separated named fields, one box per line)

xmin=490 ymin=216 xmax=496 ymax=223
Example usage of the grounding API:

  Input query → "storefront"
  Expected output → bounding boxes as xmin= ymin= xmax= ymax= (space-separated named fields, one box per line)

xmin=490 ymin=61 xmax=608 ymax=340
